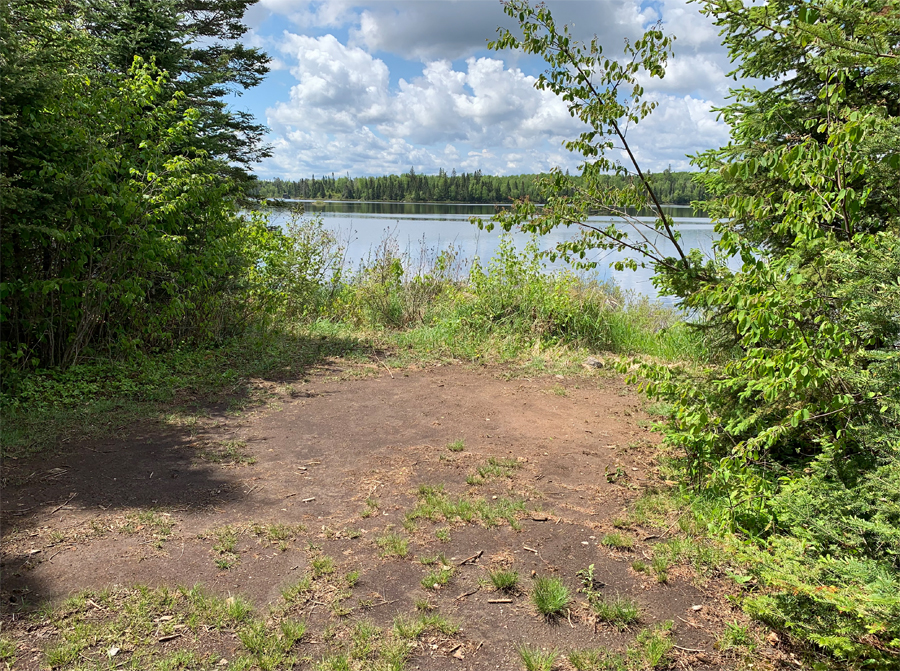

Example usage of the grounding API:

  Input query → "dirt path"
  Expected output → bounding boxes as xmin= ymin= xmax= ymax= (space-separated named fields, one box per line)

xmin=1 ymin=364 xmax=769 ymax=670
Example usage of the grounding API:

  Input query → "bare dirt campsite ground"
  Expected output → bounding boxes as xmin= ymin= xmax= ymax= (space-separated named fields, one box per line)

xmin=1 ymin=361 xmax=788 ymax=670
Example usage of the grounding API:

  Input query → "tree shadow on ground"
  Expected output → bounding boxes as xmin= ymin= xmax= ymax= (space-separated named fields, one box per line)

xmin=0 ymin=330 xmax=365 ymax=611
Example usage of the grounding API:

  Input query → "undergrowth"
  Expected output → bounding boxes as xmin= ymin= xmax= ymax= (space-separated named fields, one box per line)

xmin=2 ymin=229 xmax=701 ymax=460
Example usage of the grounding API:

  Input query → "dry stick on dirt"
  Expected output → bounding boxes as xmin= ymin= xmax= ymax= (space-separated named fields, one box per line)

xmin=456 ymin=588 xmax=480 ymax=601
xmin=457 ymin=550 xmax=484 ymax=566
xmin=49 ymin=493 xmax=77 ymax=515
xmin=370 ymin=349 xmax=394 ymax=379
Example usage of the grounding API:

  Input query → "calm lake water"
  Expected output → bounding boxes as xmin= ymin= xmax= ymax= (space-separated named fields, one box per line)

xmin=261 ymin=200 xmax=721 ymax=300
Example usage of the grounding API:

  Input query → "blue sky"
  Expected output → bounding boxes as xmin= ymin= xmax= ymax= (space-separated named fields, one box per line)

xmin=234 ymin=1 xmax=734 ymax=179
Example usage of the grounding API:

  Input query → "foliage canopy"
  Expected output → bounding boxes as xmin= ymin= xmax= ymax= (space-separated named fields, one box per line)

xmin=0 ymin=0 xmax=271 ymax=372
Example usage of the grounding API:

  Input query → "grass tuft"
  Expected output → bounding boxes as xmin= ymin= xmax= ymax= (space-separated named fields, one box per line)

xmin=591 ymin=594 xmax=641 ymax=630
xmin=375 ymin=530 xmax=409 ymax=558
xmin=488 ymin=568 xmax=519 ymax=592
xmin=518 ymin=644 xmax=558 ymax=671
xmin=531 ymin=576 xmax=569 ymax=618
xmin=600 ymin=532 xmax=634 ymax=550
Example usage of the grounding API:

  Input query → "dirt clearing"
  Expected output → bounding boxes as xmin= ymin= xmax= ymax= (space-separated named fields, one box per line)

xmin=1 ymin=364 xmax=782 ymax=670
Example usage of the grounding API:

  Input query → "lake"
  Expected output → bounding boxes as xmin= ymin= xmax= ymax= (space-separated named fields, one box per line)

xmin=261 ymin=200 xmax=721 ymax=301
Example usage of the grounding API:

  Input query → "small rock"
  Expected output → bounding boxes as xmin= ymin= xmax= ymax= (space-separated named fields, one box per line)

xmin=691 ymin=604 xmax=702 ymax=611
xmin=767 ymin=632 xmax=780 ymax=646
xmin=584 ymin=356 xmax=604 ymax=369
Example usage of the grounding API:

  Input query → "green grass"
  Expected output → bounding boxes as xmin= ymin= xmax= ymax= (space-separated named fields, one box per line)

xmin=568 ymin=622 xmax=673 ymax=670
xmin=407 ymin=484 xmax=526 ymax=529
xmin=600 ymin=532 xmax=634 ymax=550
xmin=447 ymin=439 xmax=465 ymax=452
xmin=531 ymin=576 xmax=570 ymax=617
xmin=311 ymin=555 xmax=335 ymax=578
xmin=0 ymin=585 xmax=303 ymax=671
xmin=518 ymin=644 xmax=558 ymax=671
xmin=591 ymin=594 xmax=641 ymax=630
xmin=0 ymin=638 xmax=16 ymax=664
xmin=488 ymin=568 xmax=519 ymax=592
xmin=718 ymin=621 xmax=756 ymax=652
xmin=466 ymin=456 xmax=521 ymax=485
xmin=281 ymin=575 xmax=313 ymax=602
xmin=421 ymin=566 xmax=453 ymax=590
xmin=375 ymin=530 xmax=409 ymax=558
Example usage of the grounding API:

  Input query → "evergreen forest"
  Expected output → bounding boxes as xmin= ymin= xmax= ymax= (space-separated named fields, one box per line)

xmin=253 ymin=168 xmax=707 ymax=205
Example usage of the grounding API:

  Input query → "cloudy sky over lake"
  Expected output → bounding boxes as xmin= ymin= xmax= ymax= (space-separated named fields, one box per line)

xmin=240 ymin=0 xmax=735 ymax=178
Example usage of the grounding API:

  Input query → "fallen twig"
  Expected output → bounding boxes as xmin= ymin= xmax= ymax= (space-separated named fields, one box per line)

xmin=457 ymin=550 xmax=483 ymax=566
xmin=456 ymin=588 xmax=480 ymax=601
xmin=487 ymin=598 xmax=513 ymax=603
xmin=302 ymin=497 xmax=316 ymax=503
xmin=371 ymin=350 xmax=394 ymax=379
xmin=523 ymin=545 xmax=538 ymax=554
xmin=676 ymin=616 xmax=702 ymax=629
xmin=157 ymin=634 xmax=182 ymax=643
xmin=49 ymin=493 xmax=77 ymax=515
xmin=673 ymin=645 xmax=705 ymax=653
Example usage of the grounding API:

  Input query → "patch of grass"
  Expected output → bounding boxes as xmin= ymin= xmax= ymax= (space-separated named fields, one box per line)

xmin=311 ymin=555 xmax=335 ymax=578
xmin=210 ymin=525 xmax=240 ymax=569
xmin=421 ymin=565 xmax=453 ymax=590
xmin=281 ymin=575 xmax=313 ymax=602
xmin=447 ymin=439 xmax=465 ymax=452
xmin=407 ymin=484 xmax=526 ymax=529
xmin=717 ymin=621 xmax=756 ymax=652
xmin=569 ymin=622 xmax=672 ymax=670
xmin=435 ymin=527 xmax=451 ymax=542
xmin=591 ymin=594 xmax=641 ymax=630
xmin=531 ymin=576 xmax=569 ymax=618
xmin=635 ymin=622 xmax=673 ymax=668
xmin=467 ymin=456 xmax=521 ymax=485
xmin=361 ymin=497 xmax=379 ymax=518
xmin=376 ymin=530 xmax=409 ymax=558
xmin=0 ymin=638 xmax=16 ymax=664
xmin=600 ymin=532 xmax=634 ymax=550
xmin=393 ymin=612 xmax=459 ymax=640
xmin=16 ymin=585 xmax=275 ymax=671
xmin=518 ymin=644 xmax=558 ymax=671
xmin=650 ymin=556 xmax=669 ymax=583
xmin=350 ymin=619 xmax=380 ymax=659
xmin=344 ymin=570 xmax=360 ymax=588
xmin=251 ymin=522 xmax=304 ymax=543
xmin=488 ymin=568 xmax=519 ymax=592
xmin=44 ymin=641 xmax=82 ymax=668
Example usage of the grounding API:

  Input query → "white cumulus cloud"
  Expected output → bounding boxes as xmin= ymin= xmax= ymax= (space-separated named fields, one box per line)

xmin=252 ymin=1 xmax=735 ymax=178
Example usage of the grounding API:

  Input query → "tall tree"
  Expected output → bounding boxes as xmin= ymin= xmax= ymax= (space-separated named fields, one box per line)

xmin=85 ymin=0 xmax=271 ymax=179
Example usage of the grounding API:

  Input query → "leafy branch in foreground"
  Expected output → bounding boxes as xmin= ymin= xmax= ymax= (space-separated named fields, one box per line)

xmin=484 ymin=0 xmax=711 ymax=281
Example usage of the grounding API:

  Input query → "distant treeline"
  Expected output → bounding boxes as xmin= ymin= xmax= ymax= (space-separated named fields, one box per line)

xmin=253 ymin=168 xmax=707 ymax=205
